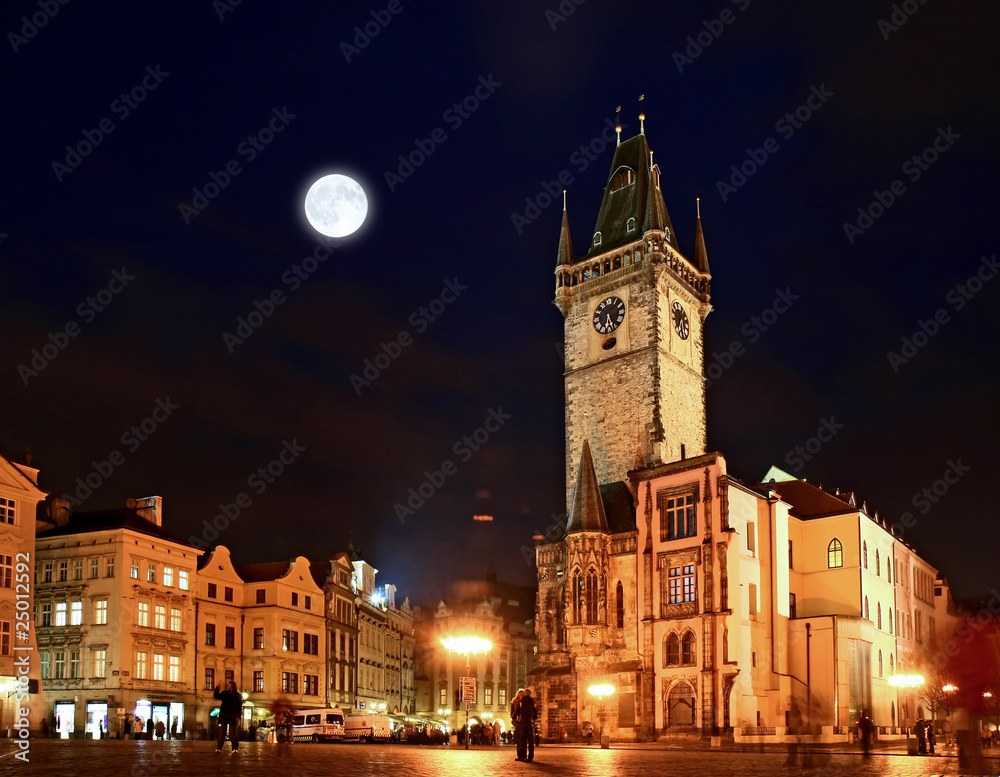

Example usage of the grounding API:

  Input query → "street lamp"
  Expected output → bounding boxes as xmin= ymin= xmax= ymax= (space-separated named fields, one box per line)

xmin=588 ymin=684 xmax=615 ymax=749
xmin=889 ymin=675 xmax=925 ymax=753
xmin=442 ymin=636 xmax=492 ymax=750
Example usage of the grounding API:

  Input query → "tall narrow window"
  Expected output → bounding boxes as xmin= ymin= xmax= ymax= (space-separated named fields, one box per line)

xmin=94 ymin=600 xmax=108 ymax=625
xmin=585 ymin=572 xmax=599 ymax=625
xmin=665 ymin=633 xmax=679 ymax=667
xmin=875 ymin=550 xmax=880 ymax=577
xmin=864 ymin=597 xmax=870 ymax=621
xmin=877 ymin=602 xmax=882 ymax=630
xmin=863 ymin=541 xmax=868 ymax=569
xmin=827 ymin=539 xmax=843 ymax=568
xmin=747 ymin=522 xmax=756 ymax=554
xmin=878 ymin=650 xmax=883 ymax=677
xmin=749 ymin=583 xmax=758 ymax=619
xmin=572 ymin=574 xmax=583 ymax=624
xmin=788 ymin=540 xmax=794 ymax=569
xmin=789 ymin=592 xmax=797 ymax=619
xmin=681 ymin=631 xmax=696 ymax=665
xmin=615 ymin=582 xmax=624 ymax=629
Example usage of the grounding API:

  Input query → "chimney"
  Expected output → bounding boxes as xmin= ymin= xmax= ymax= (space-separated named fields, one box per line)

xmin=132 ymin=496 xmax=163 ymax=526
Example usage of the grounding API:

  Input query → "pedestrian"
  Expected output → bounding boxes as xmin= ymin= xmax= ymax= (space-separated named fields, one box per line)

xmin=927 ymin=720 xmax=936 ymax=754
xmin=146 ymin=717 xmax=154 ymax=740
xmin=214 ymin=680 xmax=243 ymax=755
xmin=516 ymin=688 xmax=537 ymax=762
xmin=41 ymin=718 xmax=49 ymax=739
xmin=99 ymin=720 xmax=104 ymax=739
xmin=155 ymin=719 xmax=165 ymax=740
xmin=510 ymin=689 xmax=524 ymax=759
xmin=915 ymin=719 xmax=927 ymax=754
xmin=123 ymin=717 xmax=132 ymax=740
xmin=857 ymin=711 xmax=873 ymax=757
xmin=170 ymin=717 xmax=178 ymax=740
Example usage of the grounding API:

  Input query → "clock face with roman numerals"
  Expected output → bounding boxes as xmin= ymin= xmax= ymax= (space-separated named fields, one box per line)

xmin=592 ymin=296 xmax=625 ymax=335
xmin=671 ymin=300 xmax=690 ymax=340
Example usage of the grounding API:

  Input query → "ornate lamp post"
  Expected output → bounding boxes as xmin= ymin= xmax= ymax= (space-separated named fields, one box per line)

xmin=588 ymin=684 xmax=615 ymax=749
xmin=889 ymin=674 xmax=925 ymax=754
xmin=441 ymin=636 xmax=492 ymax=750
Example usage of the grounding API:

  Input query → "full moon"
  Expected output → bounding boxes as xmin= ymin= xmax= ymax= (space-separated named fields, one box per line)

xmin=303 ymin=174 xmax=368 ymax=237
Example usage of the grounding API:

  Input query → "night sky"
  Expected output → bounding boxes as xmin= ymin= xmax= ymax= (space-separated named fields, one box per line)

xmin=3 ymin=1 xmax=998 ymax=605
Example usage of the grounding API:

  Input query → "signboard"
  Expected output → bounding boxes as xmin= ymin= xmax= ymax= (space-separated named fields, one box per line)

xmin=112 ymin=670 xmax=119 ymax=676
xmin=358 ymin=701 xmax=366 ymax=709
xmin=459 ymin=676 xmax=476 ymax=704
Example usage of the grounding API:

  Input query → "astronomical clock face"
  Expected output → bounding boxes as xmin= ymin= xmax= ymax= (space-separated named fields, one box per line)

xmin=592 ymin=296 xmax=626 ymax=335
xmin=671 ymin=300 xmax=689 ymax=340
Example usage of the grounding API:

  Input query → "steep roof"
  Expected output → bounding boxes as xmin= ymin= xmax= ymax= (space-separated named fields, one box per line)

xmin=556 ymin=201 xmax=574 ymax=267
xmin=233 ymin=560 xmax=294 ymax=583
xmin=585 ymin=132 xmax=680 ymax=258
xmin=691 ymin=205 xmax=710 ymax=275
xmin=36 ymin=507 xmax=195 ymax=547
xmin=764 ymin=478 xmax=857 ymax=518
xmin=565 ymin=440 xmax=610 ymax=534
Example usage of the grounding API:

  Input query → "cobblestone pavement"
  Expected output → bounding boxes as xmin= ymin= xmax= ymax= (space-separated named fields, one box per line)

xmin=2 ymin=740 xmax=996 ymax=777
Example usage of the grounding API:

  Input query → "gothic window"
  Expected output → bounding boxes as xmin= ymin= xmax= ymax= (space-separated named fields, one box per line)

xmin=889 ymin=607 xmax=893 ymax=634
xmin=681 ymin=631 xmax=696 ymax=665
xmin=593 ymin=232 xmax=602 ymax=247
xmin=877 ymin=602 xmax=882 ymax=630
xmin=878 ymin=650 xmax=883 ymax=677
xmin=827 ymin=539 xmax=843 ymax=568
xmin=615 ymin=582 xmax=624 ymax=629
xmin=863 ymin=541 xmax=868 ymax=569
xmin=890 ymin=654 xmax=894 ymax=674
xmin=666 ymin=682 xmax=695 ymax=727
xmin=585 ymin=572 xmax=599 ymax=625
xmin=626 ymin=217 xmax=636 ymax=232
xmin=864 ymin=596 xmax=870 ymax=621
xmin=876 ymin=549 xmax=880 ymax=576
xmin=583 ymin=269 xmax=591 ymax=281
xmin=664 ymin=633 xmax=679 ymax=667
xmin=634 ymin=248 xmax=642 ymax=263
xmin=660 ymin=492 xmax=696 ymax=541
xmin=572 ymin=573 xmax=582 ymax=625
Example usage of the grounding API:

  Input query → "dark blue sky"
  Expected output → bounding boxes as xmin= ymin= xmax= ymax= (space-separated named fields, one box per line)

xmin=2 ymin=0 xmax=998 ymax=604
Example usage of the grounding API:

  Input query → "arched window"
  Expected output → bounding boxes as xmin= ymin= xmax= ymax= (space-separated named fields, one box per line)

xmin=626 ymin=217 xmax=636 ymax=232
xmin=665 ymin=633 xmax=679 ymax=667
xmin=634 ymin=248 xmax=642 ymax=263
xmin=876 ymin=549 xmax=881 ymax=576
xmin=585 ymin=572 xmax=599 ymax=625
xmin=863 ymin=541 xmax=868 ymax=569
xmin=864 ymin=597 xmax=870 ymax=621
xmin=615 ymin=582 xmax=624 ymax=629
xmin=572 ymin=573 xmax=582 ymax=624
xmin=681 ymin=632 xmax=696 ymax=665
xmin=890 ymin=654 xmax=894 ymax=674
xmin=887 ymin=562 xmax=891 ymax=584
xmin=878 ymin=602 xmax=882 ymax=630
xmin=889 ymin=608 xmax=893 ymax=634
xmin=609 ymin=167 xmax=636 ymax=192
xmin=593 ymin=232 xmax=602 ymax=247
xmin=666 ymin=682 xmax=695 ymax=727
xmin=878 ymin=650 xmax=883 ymax=677
xmin=828 ymin=539 xmax=843 ymax=568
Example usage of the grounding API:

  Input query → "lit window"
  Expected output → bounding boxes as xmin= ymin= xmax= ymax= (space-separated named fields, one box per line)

xmin=660 ymin=492 xmax=696 ymax=541
xmin=90 ymin=558 xmax=99 ymax=579
xmin=55 ymin=650 xmax=65 ymax=678
xmin=253 ymin=627 xmax=264 ymax=650
xmin=74 ymin=559 xmax=83 ymax=580
xmin=136 ymin=652 xmax=148 ymax=679
xmin=70 ymin=649 xmax=79 ymax=677
xmin=499 ymin=689 xmax=507 ymax=706
xmin=94 ymin=648 xmax=107 ymax=678
xmin=55 ymin=602 xmax=67 ymax=626
xmin=254 ymin=671 xmax=264 ymax=692
xmin=170 ymin=608 xmax=181 ymax=632
xmin=205 ymin=623 xmax=216 ymax=646
xmin=827 ymin=539 xmax=843 ymax=568
xmin=204 ymin=667 xmax=215 ymax=690
xmin=178 ymin=569 xmax=189 ymax=590
xmin=138 ymin=602 xmax=149 ymax=627
xmin=153 ymin=653 xmax=164 ymax=681
xmin=282 ymin=672 xmax=298 ymax=694
xmin=41 ymin=653 xmax=50 ymax=678
xmin=169 ymin=655 xmax=180 ymax=682
xmin=154 ymin=605 xmax=166 ymax=630
xmin=130 ymin=561 xmax=139 ymax=579
xmin=0 ymin=497 xmax=15 ymax=523
xmin=70 ymin=601 xmax=82 ymax=626
xmin=593 ymin=232 xmax=602 ymax=247
xmin=163 ymin=567 xmax=173 ymax=587
xmin=147 ymin=564 xmax=156 ymax=583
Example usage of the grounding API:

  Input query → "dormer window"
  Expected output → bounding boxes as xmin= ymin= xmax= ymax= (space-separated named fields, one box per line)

xmin=626 ymin=217 xmax=636 ymax=233
xmin=593 ymin=232 xmax=602 ymax=247
xmin=609 ymin=167 xmax=636 ymax=192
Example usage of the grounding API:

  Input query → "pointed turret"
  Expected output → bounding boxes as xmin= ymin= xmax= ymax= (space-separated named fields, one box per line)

xmin=692 ymin=197 xmax=710 ymax=275
xmin=556 ymin=191 xmax=574 ymax=267
xmin=566 ymin=440 xmax=610 ymax=534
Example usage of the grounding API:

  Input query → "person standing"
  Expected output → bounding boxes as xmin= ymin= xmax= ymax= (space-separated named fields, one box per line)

xmin=510 ymin=689 xmax=524 ymax=759
xmin=857 ymin=711 xmax=873 ymax=757
xmin=146 ymin=717 xmax=154 ymax=740
xmin=516 ymin=688 xmax=537 ymax=762
xmin=214 ymin=681 xmax=243 ymax=755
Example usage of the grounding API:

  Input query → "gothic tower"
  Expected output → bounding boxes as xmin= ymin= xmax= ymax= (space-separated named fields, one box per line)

xmin=554 ymin=117 xmax=712 ymax=513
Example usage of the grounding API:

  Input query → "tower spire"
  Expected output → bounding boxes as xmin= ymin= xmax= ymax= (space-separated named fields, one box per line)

xmin=692 ymin=197 xmax=710 ymax=275
xmin=556 ymin=190 xmax=574 ymax=267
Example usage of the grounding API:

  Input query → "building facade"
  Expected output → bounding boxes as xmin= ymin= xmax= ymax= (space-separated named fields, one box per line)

xmin=533 ymin=119 xmax=957 ymax=740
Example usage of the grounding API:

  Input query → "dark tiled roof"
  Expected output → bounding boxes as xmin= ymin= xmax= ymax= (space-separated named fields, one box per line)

xmin=233 ymin=560 xmax=294 ymax=583
xmin=566 ymin=440 xmax=610 ymax=535
xmin=36 ymin=508 xmax=195 ymax=547
xmin=584 ymin=133 xmax=680 ymax=258
xmin=601 ymin=481 xmax=636 ymax=534
xmin=556 ymin=205 xmax=574 ymax=267
xmin=692 ymin=212 xmax=710 ymax=274
xmin=764 ymin=479 xmax=855 ymax=518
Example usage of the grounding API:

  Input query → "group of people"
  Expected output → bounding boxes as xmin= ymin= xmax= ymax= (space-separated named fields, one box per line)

xmin=913 ymin=718 xmax=937 ymax=754
xmin=510 ymin=688 xmax=538 ymax=762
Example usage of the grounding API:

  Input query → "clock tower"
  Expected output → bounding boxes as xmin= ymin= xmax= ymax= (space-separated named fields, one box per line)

xmin=554 ymin=118 xmax=712 ymax=513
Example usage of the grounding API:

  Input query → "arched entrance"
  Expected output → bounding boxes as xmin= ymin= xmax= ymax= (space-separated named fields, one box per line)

xmin=664 ymin=681 xmax=696 ymax=728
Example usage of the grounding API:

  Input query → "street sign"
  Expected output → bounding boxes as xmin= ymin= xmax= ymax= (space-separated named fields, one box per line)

xmin=459 ymin=676 xmax=476 ymax=704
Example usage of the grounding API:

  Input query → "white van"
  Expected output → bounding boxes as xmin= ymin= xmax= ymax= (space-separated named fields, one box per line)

xmin=344 ymin=713 xmax=393 ymax=743
xmin=291 ymin=708 xmax=346 ymax=742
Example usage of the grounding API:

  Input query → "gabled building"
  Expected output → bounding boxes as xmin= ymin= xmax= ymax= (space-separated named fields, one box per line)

xmin=310 ymin=552 xmax=359 ymax=710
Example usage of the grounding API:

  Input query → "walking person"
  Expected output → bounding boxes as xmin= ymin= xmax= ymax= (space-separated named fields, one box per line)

xmin=146 ymin=717 xmax=154 ymax=740
xmin=214 ymin=680 xmax=243 ymax=755
xmin=516 ymin=688 xmax=537 ymax=762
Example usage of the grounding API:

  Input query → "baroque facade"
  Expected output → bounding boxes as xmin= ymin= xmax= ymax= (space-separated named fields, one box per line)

xmin=532 ymin=119 xmax=957 ymax=740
